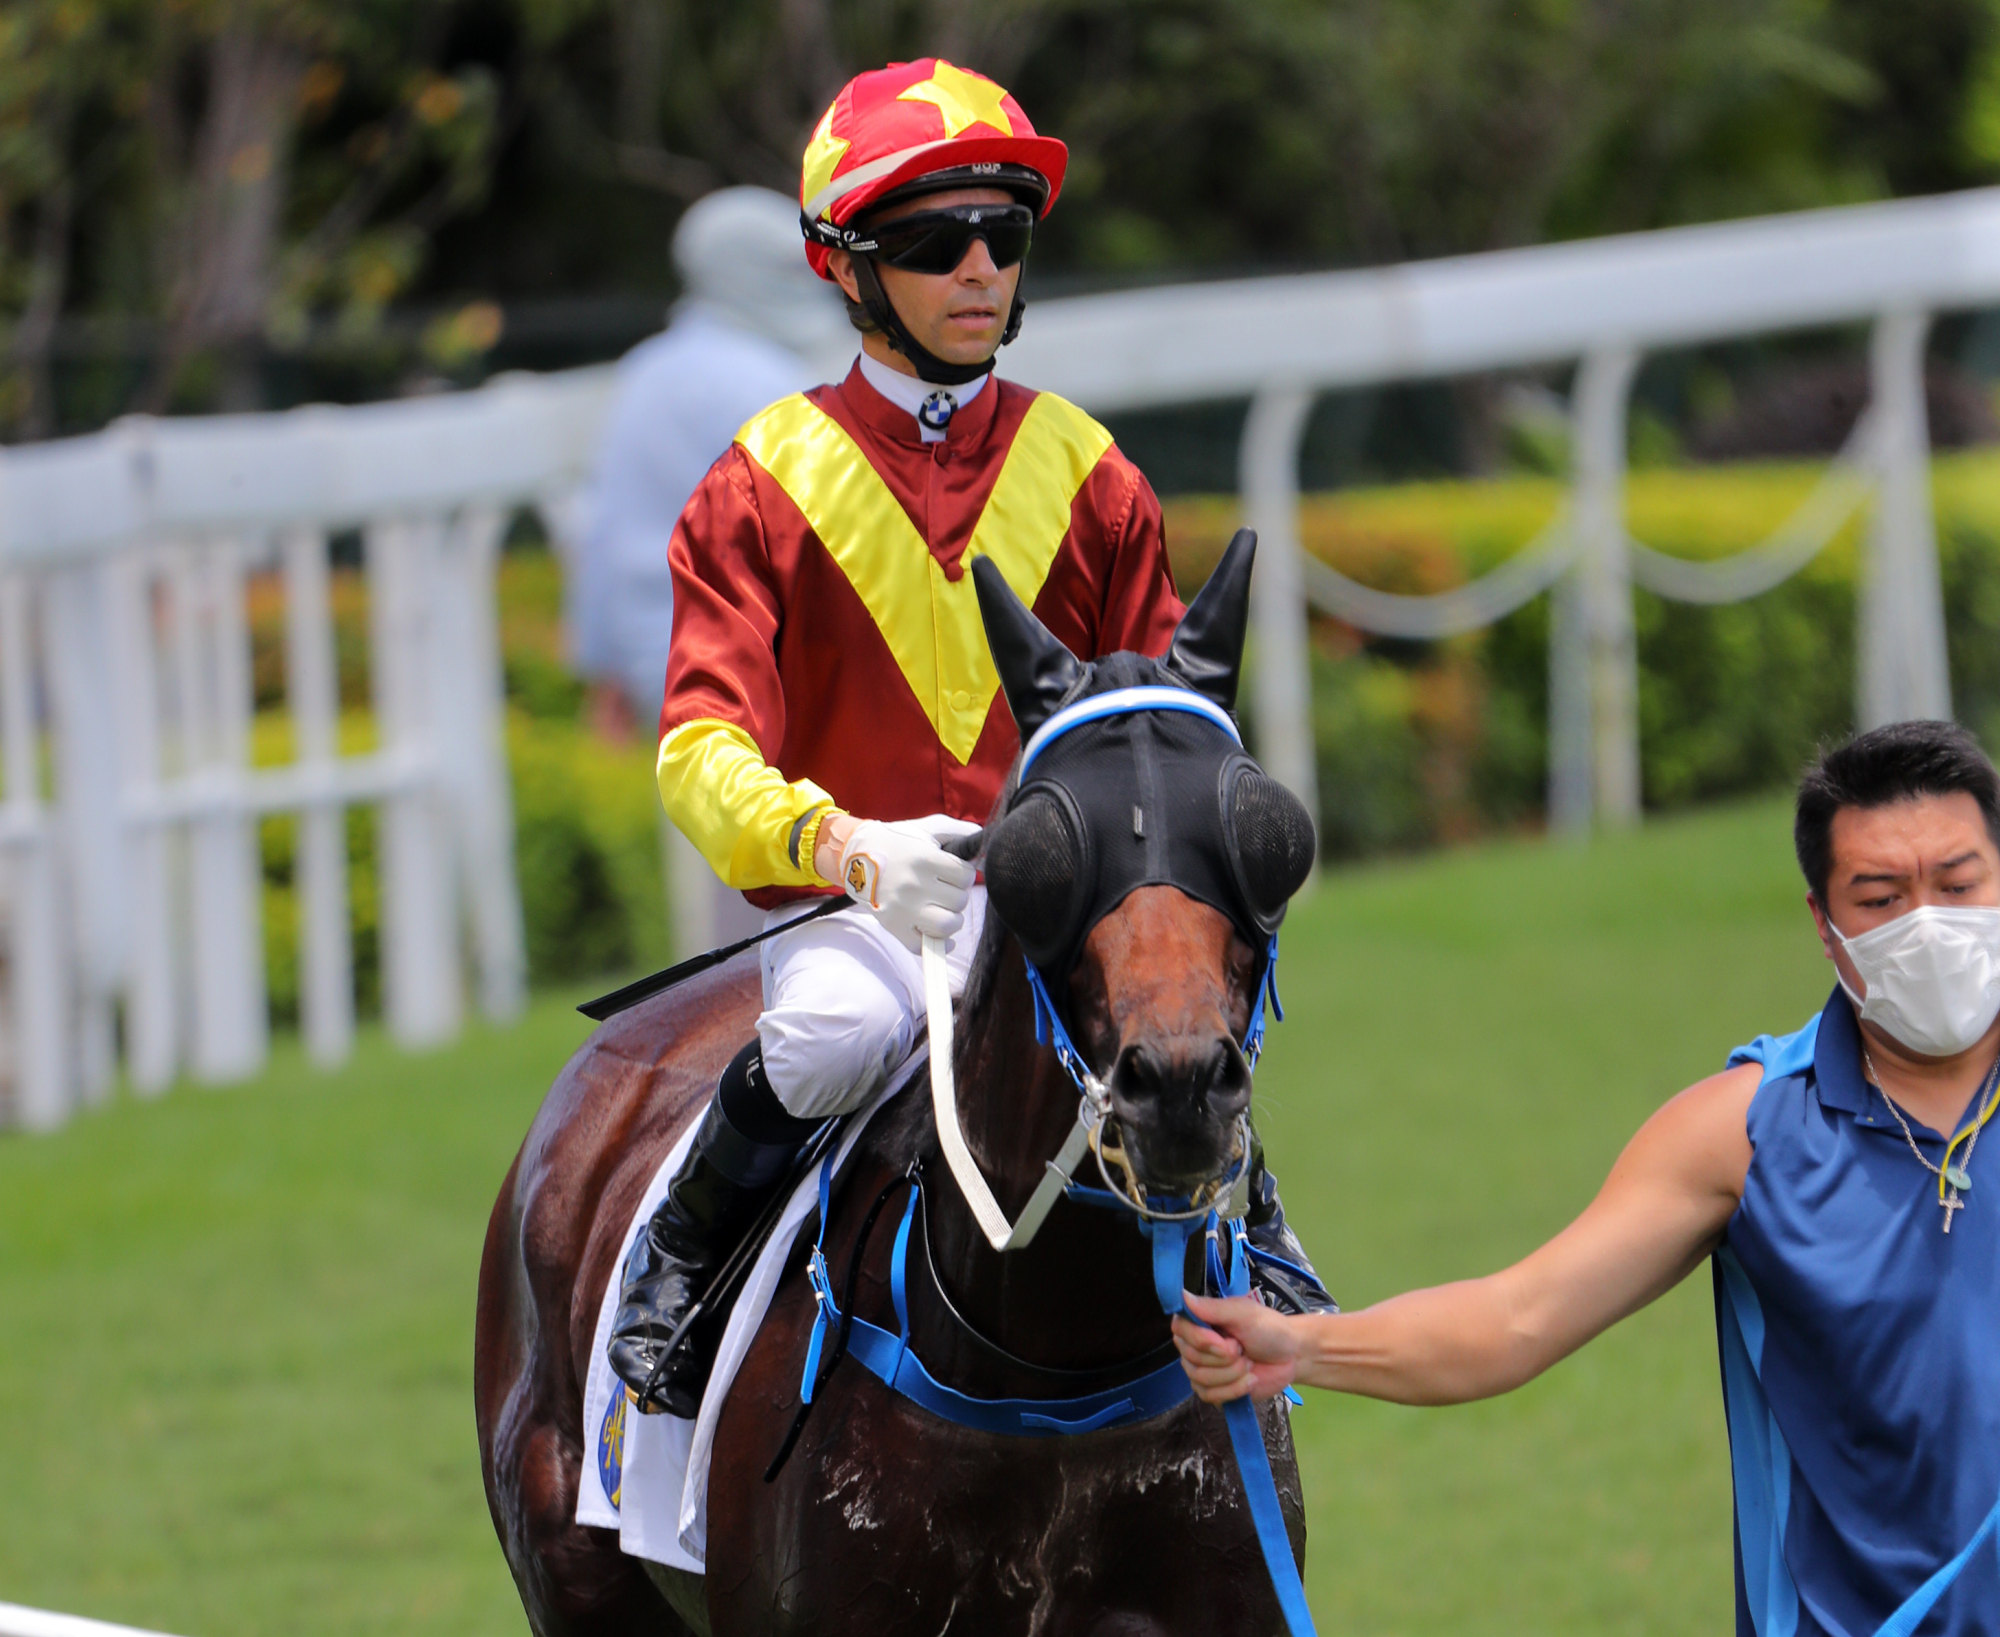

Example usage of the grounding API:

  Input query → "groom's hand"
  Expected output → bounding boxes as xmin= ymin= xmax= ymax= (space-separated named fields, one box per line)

xmin=1173 ymin=1293 xmax=1306 ymax=1404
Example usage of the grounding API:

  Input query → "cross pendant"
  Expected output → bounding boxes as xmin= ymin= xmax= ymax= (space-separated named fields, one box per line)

xmin=1943 ymin=1192 xmax=1965 ymax=1235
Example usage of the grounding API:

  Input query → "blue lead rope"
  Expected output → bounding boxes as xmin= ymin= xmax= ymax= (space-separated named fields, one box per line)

xmin=1148 ymin=1213 xmax=1318 ymax=1637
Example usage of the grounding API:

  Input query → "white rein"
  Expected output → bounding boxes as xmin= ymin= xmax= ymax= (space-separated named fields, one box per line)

xmin=921 ymin=933 xmax=1103 ymax=1253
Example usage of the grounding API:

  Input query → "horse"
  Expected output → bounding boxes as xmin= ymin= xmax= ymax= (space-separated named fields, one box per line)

xmin=475 ymin=531 xmax=1316 ymax=1636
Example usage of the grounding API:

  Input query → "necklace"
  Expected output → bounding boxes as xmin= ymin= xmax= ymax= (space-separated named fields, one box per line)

xmin=1861 ymin=1045 xmax=2000 ymax=1235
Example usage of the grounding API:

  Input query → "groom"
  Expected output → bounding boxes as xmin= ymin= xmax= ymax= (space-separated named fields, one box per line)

xmin=1176 ymin=719 xmax=2000 ymax=1636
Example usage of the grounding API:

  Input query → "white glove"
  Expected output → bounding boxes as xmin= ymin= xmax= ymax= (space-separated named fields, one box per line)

xmin=835 ymin=814 xmax=980 ymax=952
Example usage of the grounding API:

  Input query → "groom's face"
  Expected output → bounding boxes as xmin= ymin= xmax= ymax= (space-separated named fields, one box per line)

xmin=1810 ymin=791 xmax=2000 ymax=989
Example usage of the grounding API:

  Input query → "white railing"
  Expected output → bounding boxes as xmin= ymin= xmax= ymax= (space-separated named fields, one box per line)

xmin=0 ymin=1602 xmax=190 ymax=1637
xmin=0 ymin=369 xmax=612 ymax=1128
xmin=6 ymin=186 xmax=1994 ymax=1129
xmin=1007 ymin=186 xmax=1997 ymax=831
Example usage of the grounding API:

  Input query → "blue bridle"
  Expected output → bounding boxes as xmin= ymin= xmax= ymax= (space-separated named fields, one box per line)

xmin=1014 ymin=685 xmax=1289 ymax=1214
xmin=791 ymin=684 xmax=1319 ymax=1636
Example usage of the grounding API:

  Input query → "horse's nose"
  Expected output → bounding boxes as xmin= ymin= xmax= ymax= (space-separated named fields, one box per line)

xmin=1109 ymin=1036 xmax=1250 ymax=1122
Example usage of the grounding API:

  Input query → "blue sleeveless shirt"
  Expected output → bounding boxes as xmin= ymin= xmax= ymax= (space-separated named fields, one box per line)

xmin=1720 ymin=990 xmax=2000 ymax=1637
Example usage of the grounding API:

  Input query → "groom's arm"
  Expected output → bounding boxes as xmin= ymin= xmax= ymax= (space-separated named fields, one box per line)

xmin=1174 ymin=1063 xmax=1759 ymax=1406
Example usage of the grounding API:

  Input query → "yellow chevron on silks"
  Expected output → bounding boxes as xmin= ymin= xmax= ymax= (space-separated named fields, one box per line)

xmin=736 ymin=390 xmax=1113 ymax=764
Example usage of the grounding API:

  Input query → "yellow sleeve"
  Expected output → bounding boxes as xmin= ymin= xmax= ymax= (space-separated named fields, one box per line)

xmin=656 ymin=718 xmax=839 ymax=891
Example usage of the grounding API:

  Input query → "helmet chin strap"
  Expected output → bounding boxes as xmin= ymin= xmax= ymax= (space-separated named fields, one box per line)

xmin=850 ymin=253 xmax=1026 ymax=387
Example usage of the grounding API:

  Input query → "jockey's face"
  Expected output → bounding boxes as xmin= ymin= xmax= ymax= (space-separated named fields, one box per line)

xmin=828 ymin=186 xmax=1022 ymax=375
xmin=1810 ymin=791 xmax=2000 ymax=990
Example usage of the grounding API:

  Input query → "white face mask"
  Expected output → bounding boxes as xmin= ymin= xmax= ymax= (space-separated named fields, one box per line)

xmin=1833 ymin=903 xmax=2000 ymax=1058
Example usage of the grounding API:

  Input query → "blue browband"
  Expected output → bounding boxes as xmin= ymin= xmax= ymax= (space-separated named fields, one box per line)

xmin=1018 ymin=684 xmax=1242 ymax=774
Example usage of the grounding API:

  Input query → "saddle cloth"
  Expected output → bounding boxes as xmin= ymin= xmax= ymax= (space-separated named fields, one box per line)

xmin=574 ymin=1050 xmax=917 ymax=1570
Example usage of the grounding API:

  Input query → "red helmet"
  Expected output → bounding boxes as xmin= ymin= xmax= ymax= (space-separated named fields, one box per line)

xmin=799 ymin=59 xmax=1068 ymax=280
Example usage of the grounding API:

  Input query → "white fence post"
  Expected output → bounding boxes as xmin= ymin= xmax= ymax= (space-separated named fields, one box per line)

xmin=1241 ymin=386 xmax=1319 ymax=822
xmin=1547 ymin=565 xmax=1592 ymax=836
xmin=108 ymin=551 xmax=179 ymax=1094
xmin=369 ymin=516 xmax=462 ymax=1047
xmin=439 ymin=504 xmax=525 ymax=1022
xmin=1858 ymin=309 xmax=1952 ymax=729
xmin=177 ymin=538 xmax=268 ymax=1082
xmin=282 ymin=524 xmax=354 ymax=1066
xmin=1552 ymin=346 xmax=1643 ymax=832
xmin=1 ymin=575 xmax=69 ymax=1129
xmin=44 ymin=564 xmax=125 ymax=1101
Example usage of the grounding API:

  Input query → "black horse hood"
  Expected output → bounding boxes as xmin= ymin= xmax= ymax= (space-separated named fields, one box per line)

xmin=973 ymin=535 xmax=1316 ymax=983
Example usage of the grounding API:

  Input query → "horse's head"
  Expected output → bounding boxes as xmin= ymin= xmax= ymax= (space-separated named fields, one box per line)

xmin=971 ymin=532 xmax=1316 ymax=1199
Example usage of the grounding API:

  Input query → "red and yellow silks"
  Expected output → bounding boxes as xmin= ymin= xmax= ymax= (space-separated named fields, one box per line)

xmin=656 ymin=363 xmax=1181 ymax=906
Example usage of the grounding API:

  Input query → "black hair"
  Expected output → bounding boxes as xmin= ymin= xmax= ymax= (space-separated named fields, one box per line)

xmin=1794 ymin=719 xmax=2000 ymax=903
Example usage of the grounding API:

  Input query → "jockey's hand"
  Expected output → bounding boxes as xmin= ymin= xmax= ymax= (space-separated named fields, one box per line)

xmin=834 ymin=815 xmax=979 ymax=952
xmin=1172 ymin=1292 xmax=1305 ymax=1405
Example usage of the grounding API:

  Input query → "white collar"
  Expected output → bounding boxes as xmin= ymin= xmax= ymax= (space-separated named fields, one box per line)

xmin=858 ymin=351 xmax=988 ymax=442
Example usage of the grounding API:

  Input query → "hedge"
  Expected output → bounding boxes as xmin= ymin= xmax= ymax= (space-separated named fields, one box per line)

xmin=1162 ymin=448 xmax=2000 ymax=861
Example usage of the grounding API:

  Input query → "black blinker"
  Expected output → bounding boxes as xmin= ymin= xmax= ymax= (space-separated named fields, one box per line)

xmin=1224 ymin=764 xmax=1316 ymax=927
xmin=984 ymin=788 xmax=1087 ymax=969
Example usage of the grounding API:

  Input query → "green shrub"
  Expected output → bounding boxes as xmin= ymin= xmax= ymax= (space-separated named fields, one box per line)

xmin=507 ymin=714 xmax=670 ymax=985
xmin=1167 ymin=449 xmax=2000 ymax=854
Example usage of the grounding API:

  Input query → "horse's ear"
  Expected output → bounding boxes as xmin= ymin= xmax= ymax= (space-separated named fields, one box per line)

xmin=973 ymin=555 xmax=1081 ymax=741
xmin=1166 ymin=527 xmax=1257 ymax=711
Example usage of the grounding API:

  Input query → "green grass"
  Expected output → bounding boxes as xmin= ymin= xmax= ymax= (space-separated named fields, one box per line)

xmin=0 ymin=797 xmax=1833 ymax=1635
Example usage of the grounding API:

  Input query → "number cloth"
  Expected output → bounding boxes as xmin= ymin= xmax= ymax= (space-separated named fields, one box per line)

xmin=1721 ymin=988 xmax=2000 ymax=1636
xmin=655 ymin=360 xmax=1182 ymax=906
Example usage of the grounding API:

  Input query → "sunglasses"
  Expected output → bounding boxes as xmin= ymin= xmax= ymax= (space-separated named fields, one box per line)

xmin=859 ymin=203 xmax=1035 ymax=275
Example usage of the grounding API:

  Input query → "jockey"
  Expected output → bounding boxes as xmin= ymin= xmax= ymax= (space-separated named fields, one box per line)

xmin=608 ymin=58 xmax=1336 ymax=1418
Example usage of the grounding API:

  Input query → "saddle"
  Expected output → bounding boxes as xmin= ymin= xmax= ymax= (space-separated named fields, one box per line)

xmin=573 ymin=1048 xmax=917 ymax=1570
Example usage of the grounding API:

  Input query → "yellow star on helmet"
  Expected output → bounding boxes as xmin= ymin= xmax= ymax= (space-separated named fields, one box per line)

xmin=801 ymin=103 xmax=851 ymax=217
xmin=897 ymin=61 xmax=1013 ymax=139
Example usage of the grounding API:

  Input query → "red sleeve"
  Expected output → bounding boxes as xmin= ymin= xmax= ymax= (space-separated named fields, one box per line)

xmin=1093 ymin=449 xmax=1184 ymax=659
xmin=658 ymin=446 xmax=786 ymax=752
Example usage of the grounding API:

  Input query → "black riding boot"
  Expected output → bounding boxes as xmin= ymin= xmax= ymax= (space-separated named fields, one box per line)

xmin=607 ymin=1042 xmax=821 ymax=1416
xmin=1242 ymin=1134 xmax=1338 ymax=1316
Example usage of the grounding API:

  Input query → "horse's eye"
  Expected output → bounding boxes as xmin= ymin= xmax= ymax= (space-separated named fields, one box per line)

xmin=1225 ymin=768 xmax=1316 ymax=925
xmin=985 ymin=790 xmax=1083 ymax=964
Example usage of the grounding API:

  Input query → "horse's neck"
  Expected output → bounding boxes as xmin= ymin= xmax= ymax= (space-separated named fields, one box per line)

xmin=918 ymin=950 xmax=1171 ymax=1384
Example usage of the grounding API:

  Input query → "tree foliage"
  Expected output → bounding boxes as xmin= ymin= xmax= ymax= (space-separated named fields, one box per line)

xmin=4 ymin=0 xmax=2000 ymax=434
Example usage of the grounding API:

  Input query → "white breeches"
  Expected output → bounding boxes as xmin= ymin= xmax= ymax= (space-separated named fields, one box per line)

xmin=756 ymin=886 xmax=988 ymax=1120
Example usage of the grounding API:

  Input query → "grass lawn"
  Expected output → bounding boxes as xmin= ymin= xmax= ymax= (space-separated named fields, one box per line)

xmin=0 ymin=796 xmax=1831 ymax=1636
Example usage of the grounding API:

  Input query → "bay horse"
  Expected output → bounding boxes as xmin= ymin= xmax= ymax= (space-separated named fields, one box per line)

xmin=476 ymin=532 xmax=1314 ymax=1635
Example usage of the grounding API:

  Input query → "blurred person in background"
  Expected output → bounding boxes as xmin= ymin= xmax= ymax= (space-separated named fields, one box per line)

xmin=1176 ymin=718 xmax=2000 ymax=1637
xmin=568 ymin=185 xmax=845 ymax=955
xmin=605 ymin=58 xmax=1336 ymax=1420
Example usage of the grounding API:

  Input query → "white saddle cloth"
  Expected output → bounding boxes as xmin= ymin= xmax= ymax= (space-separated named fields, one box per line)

xmin=573 ymin=1054 xmax=915 ymax=1570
